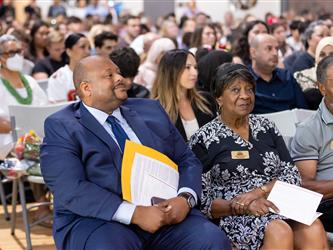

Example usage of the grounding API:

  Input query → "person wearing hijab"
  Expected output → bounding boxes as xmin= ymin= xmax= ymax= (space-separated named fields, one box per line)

xmin=294 ymin=36 xmax=333 ymax=109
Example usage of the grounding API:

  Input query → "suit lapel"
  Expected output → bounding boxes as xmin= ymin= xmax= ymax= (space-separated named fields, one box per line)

xmin=75 ymin=102 xmax=123 ymax=173
xmin=120 ymin=105 xmax=156 ymax=149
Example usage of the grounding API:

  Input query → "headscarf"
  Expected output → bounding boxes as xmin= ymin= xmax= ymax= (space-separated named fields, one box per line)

xmin=145 ymin=38 xmax=176 ymax=67
xmin=315 ymin=36 xmax=333 ymax=64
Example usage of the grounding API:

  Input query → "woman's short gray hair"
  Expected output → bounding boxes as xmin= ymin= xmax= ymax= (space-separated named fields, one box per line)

xmin=0 ymin=34 xmax=19 ymax=54
xmin=302 ymin=20 xmax=326 ymax=49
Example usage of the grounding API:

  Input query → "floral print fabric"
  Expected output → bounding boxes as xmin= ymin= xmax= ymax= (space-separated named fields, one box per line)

xmin=189 ymin=115 xmax=301 ymax=249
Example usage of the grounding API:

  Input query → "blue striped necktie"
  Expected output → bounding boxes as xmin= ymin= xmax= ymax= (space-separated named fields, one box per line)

xmin=106 ymin=115 xmax=129 ymax=152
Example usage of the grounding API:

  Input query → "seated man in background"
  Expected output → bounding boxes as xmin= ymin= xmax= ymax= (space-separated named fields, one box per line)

xmin=248 ymin=34 xmax=308 ymax=114
xmin=32 ymin=30 xmax=66 ymax=80
xmin=290 ymin=55 xmax=333 ymax=233
xmin=109 ymin=47 xmax=150 ymax=98
xmin=94 ymin=31 xmax=119 ymax=57
xmin=40 ymin=55 xmax=230 ymax=250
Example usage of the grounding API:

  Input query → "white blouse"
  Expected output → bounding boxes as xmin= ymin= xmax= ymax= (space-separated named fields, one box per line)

xmin=47 ymin=65 xmax=74 ymax=102
xmin=0 ymin=74 xmax=48 ymax=119
xmin=0 ymin=74 xmax=48 ymax=150
xmin=181 ymin=118 xmax=199 ymax=141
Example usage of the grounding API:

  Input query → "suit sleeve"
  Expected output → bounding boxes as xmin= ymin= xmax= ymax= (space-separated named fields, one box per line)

xmin=40 ymin=117 xmax=123 ymax=221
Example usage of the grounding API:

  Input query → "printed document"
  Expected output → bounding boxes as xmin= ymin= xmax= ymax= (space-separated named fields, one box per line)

xmin=267 ymin=181 xmax=323 ymax=226
xmin=121 ymin=140 xmax=179 ymax=206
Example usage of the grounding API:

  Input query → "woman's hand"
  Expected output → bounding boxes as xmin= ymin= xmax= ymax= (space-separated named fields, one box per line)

xmin=247 ymin=197 xmax=279 ymax=216
xmin=231 ymin=188 xmax=265 ymax=215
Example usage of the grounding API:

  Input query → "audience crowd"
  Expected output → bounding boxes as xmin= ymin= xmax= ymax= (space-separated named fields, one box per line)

xmin=1 ymin=0 xmax=333 ymax=249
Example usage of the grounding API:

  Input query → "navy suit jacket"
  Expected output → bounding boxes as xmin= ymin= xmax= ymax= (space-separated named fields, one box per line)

xmin=40 ymin=98 xmax=203 ymax=249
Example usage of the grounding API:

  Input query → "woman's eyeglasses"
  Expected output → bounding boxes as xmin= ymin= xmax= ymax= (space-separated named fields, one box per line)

xmin=0 ymin=49 xmax=23 ymax=57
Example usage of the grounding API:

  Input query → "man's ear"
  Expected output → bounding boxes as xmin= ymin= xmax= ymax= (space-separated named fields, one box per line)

xmin=318 ymin=82 xmax=326 ymax=97
xmin=80 ymin=81 xmax=92 ymax=97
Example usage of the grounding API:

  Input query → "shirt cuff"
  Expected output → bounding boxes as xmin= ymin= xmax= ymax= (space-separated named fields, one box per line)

xmin=178 ymin=187 xmax=198 ymax=205
xmin=112 ymin=201 xmax=136 ymax=225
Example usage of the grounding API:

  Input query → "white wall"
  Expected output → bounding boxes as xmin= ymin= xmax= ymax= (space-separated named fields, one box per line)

xmin=121 ymin=1 xmax=144 ymax=15
xmin=123 ymin=0 xmax=281 ymax=22
xmin=194 ymin=0 xmax=281 ymax=22
xmin=36 ymin=0 xmax=281 ymax=24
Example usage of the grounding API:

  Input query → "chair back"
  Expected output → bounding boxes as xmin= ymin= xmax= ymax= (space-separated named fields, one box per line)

xmin=259 ymin=109 xmax=316 ymax=149
xmin=8 ymin=102 xmax=74 ymax=140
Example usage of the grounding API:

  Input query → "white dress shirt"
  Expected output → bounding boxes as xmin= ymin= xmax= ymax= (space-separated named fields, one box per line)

xmin=83 ymin=103 xmax=197 ymax=225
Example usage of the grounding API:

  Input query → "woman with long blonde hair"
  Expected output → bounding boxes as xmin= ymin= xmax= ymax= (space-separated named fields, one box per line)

xmin=151 ymin=49 xmax=217 ymax=142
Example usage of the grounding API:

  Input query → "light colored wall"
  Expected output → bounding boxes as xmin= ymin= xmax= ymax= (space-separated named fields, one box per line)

xmin=194 ymin=0 xmax=281 ymax=22
xmin=121 ymin=1 xmax=143 ymax=15
xmin=123 ymin=0 xmax=281 ymax=22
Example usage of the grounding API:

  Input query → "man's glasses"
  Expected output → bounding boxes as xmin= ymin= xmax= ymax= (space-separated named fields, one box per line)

xmin=0 ymin=49 xmax=23 ymax=57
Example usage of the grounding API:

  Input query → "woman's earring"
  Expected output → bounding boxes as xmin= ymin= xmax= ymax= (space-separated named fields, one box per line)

xmin=217 ymin=103 xmax=223 ymax=113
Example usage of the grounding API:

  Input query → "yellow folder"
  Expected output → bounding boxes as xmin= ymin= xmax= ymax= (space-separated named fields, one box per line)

xmin=121 ymin=140 xmax=178 ymax=204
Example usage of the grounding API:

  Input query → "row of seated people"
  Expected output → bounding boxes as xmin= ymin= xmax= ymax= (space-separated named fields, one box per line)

xmin=0 ymin=31 xmax=330 ymax=247
xmin=39 ymin=54 xmax=332 ymax=249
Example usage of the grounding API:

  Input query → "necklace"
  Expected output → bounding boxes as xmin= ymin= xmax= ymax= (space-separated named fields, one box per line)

xmin=1 ymin=74 xmax=33 ymax=105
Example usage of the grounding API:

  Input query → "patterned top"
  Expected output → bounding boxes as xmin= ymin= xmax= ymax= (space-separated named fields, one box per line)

xmin=189 ymin=114 xmax=301 ymax=249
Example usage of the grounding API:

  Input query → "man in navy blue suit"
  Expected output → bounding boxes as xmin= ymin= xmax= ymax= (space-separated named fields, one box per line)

xmin=41 ymin=55 xmax=230 ymax=250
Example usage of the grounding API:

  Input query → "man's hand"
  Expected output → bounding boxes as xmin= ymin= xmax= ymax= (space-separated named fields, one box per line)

xmin=131 ymin=205 xmax=168 ymax=233
xmin=157 ymin=197 xmax=190 ymax=225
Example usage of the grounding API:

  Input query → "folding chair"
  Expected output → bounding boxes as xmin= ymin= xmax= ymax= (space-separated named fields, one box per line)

xmin=0 ymin=176 xmax=10 ymax=221
xmin=8 ymin=101 xmax=73 ymax=250
xmin=0 ymin=123 xmax=16 ymax=221
xmin=259 ymin=109 xmax=315 ymax=150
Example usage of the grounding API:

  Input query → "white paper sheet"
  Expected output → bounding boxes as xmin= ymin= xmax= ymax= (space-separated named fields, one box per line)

xmin=130 ymin=153 xmax=179 ymax=206
xmin=267 ymin=181 xmax=323 ymax=226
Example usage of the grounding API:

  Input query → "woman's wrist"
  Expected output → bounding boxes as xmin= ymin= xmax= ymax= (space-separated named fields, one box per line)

xmin=210 ymin=199 xmax=233 ymax=218
xmin=258 ymin=185 xmax=268 ymax=197
xmin=252 ymin=185 xmax=268 ymax=198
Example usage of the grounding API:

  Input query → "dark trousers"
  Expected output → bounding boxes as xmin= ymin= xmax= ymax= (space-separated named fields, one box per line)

xmin=67 ymin=209 xmax=231 ymax=250
xmin=318 ymin=198 xmax=333 ymax=232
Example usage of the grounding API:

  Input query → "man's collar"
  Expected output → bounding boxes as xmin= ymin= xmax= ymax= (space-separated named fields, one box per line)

xmin=319 ymin=99 xmax=333 ymax=125
xmin=248 ymin=65 xmax=280 ymax=82
xmin=82 ymin=102 xmax=122 ymax=126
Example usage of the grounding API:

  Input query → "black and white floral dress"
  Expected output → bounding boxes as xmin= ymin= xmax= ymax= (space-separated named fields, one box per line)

xmin=189 ymin=115 xmax=301 ymax=250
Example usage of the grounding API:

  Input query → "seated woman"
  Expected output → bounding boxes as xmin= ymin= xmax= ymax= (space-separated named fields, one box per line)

xmin=189 ymin=63 xmax=328 ymax=249
xmin=151 ymin=49 xmax=217 ymax=142
xmin=294 ymin=36 xmax=333 ymax=110
xmin=0 ymin=34 xmax=49 ymax=225
xmin=47 ymin=33 xmax=90 ymax=103
xmin=0 ymin=34 xmax=47 ymax=134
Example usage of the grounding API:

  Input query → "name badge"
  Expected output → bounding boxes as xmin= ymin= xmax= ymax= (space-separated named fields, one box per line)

xmin=231 ymin=150 xmax=250 ymax=159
